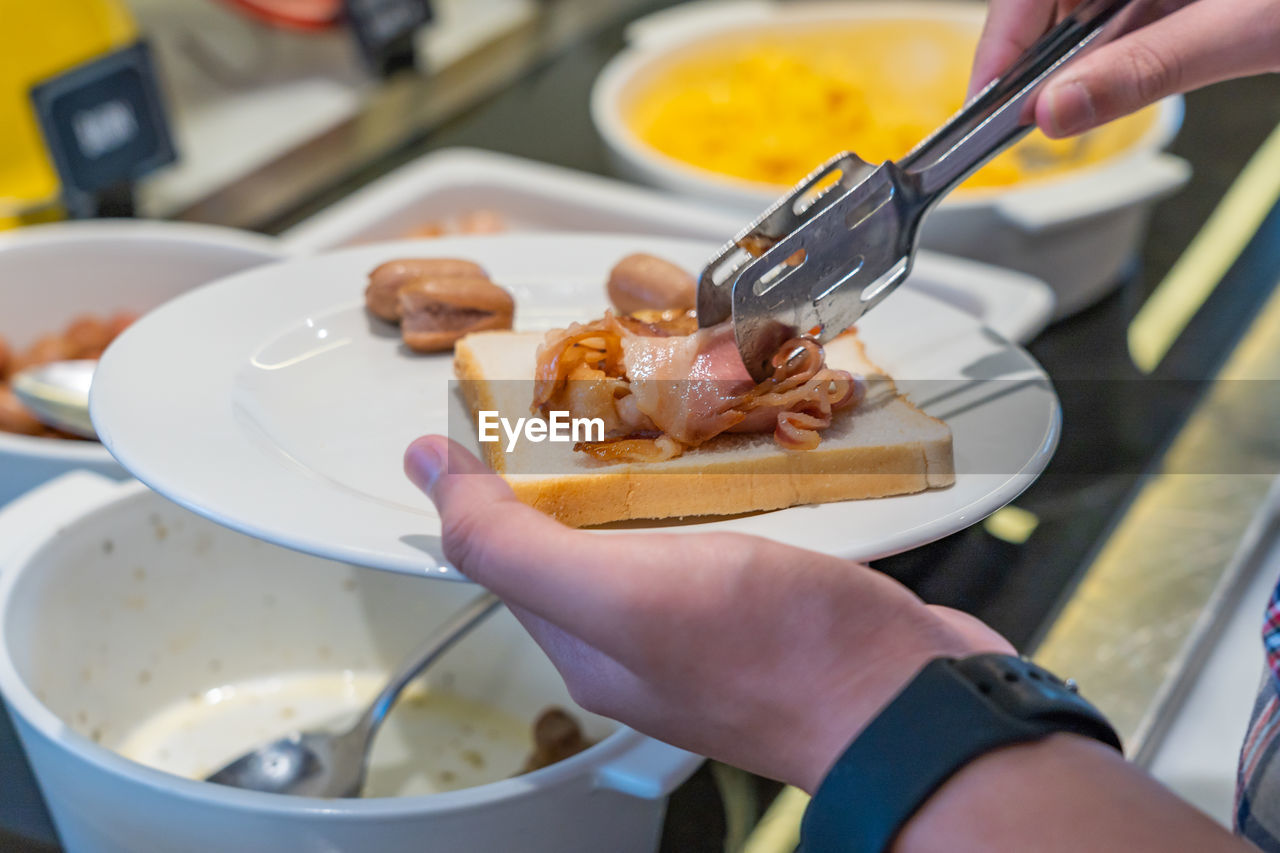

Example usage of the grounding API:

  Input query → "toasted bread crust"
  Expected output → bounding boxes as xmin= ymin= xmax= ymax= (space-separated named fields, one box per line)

xmin=508 ymin=444 xmax=953 ymax=527
xmin=454 ymin=340 xmax=506 ymax=472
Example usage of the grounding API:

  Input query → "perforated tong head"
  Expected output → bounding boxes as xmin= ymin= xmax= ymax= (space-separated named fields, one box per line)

xmin=697 ymin=0 xmax=1138 ymax=381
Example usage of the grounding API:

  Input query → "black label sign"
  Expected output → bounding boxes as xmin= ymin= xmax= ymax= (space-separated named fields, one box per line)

xmin=344 ymin=0 xmax=433 ymax=76
xmin=29 ymin=41 xmax=176 ymax=198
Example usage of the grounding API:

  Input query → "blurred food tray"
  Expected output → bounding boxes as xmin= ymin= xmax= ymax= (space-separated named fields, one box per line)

xmin=130 ymin=0 xmax=540 ymax=216
xmin=281 ymin=147 xmax=1056 ymax=343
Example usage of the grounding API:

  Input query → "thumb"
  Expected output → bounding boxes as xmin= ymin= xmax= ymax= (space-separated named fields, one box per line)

xmin=403 ymin=435 xmax=536 ymax=579
xmin=1036 ymin=35 xmax=1182 ymax=137
xmin=405 ymin=434 xmax=516 ymax=516
xmin=403 ymin=436 xmax=635 ymax=645
xmin=1036 ymin=0 xmax=1279 ymax=137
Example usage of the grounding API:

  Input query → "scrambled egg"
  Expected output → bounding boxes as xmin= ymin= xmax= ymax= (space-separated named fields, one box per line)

xmin=625 ymin=20 xmax=1155 ymax=192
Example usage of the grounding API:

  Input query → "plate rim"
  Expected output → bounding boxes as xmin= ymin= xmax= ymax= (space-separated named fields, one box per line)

xmin=92 ymin=233 xmax=1060 ymax=579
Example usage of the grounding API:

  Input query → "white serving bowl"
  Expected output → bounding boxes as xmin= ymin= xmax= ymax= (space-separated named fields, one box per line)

xmin=0 ymin=221 xmax=287 ymax=507
xmin=0 ymin=474 xmax=700 ymax=853
xmin=591 ymin=0 xmax=1192 ymax=317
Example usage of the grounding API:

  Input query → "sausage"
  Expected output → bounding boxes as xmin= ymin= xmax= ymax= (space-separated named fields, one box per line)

xmin=12 ymin=334 xmax=74 ymax=375
xmin=455 ymin=209 xmax=505 ymax=235
xmin=521 ymin=707 xmax=593 ymax=773
xmin=0 ymin=311 xmax=136 ymax=440
xmin=406 ymin=221 xmax=448 ymax=239
xmin=607 ymin=254 xmax=697 ymax=315
xmin=365 ymin=258 xmax=488 ymax=322
xmin=0 ymin=385 xmax=45 ymax=436
xmin=64 ymin=315 xmax=113 ymax=359
xmin=104 ymin=311 xmax=138 ymax=340
xmin=397 ymin=275 xmax=515 ymax=352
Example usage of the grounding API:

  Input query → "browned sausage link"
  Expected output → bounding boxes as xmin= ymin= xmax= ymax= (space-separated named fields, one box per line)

xmin=0 ymin=385 xmax=46 ymax=436
xmin=406 ymin=221 xmax=448 ymax=239
xmin=521 ymin=708 xmax=593 ymax=773
xmin=0 ymin=335 xmax=10 ymax=381
xmin=397 ymin=275 xmax=515 ymax=353
xmin=455 ymin=209 xmax=505 ymax=235
xmin=365 ymin=258 xmax=488 ymax=323
xmin=104 ymin=311 xmax=138 ymax=341
xmin=12 ymin=334 xmax=74 ymax=376
xmin=606 ymin=254 xmax=697 ymax=315
xmin=64 ymin=315 xmax=113 ymax=359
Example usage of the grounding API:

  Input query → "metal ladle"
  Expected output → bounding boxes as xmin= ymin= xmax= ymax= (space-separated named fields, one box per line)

xmin=206 ymin=591 xmax=502 ymax=798
xmin=11 ymin=359 xmax=98 ymax=439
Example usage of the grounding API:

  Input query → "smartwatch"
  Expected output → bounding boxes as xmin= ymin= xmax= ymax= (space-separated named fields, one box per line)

xmin=799 ymin=654 xmax=1121 ymax=853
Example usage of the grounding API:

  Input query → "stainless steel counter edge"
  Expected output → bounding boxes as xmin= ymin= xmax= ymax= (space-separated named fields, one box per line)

xmin=1036 ymin=277 xmax=1280 ymax=757
xmin=1128 ymin=483 xmax=1280 ymax=766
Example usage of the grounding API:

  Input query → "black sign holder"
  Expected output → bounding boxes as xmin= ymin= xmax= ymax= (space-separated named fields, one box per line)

xmin=29 ymin=40 xmax=176 ymax=219
xmin=343 ymin=0 xmax=434 ymax=77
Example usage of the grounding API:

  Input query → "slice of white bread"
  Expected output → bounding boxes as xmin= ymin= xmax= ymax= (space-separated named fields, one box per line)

xmin=454 ymin=330 xmax=953 ymax=527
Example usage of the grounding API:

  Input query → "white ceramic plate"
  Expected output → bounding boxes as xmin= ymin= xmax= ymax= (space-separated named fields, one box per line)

xmin=92 ymin=234 xmax=1059 ymax=579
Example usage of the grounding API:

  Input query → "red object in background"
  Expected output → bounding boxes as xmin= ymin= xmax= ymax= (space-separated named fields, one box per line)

xmin=214 ymin=0 xmax=342 ymax=31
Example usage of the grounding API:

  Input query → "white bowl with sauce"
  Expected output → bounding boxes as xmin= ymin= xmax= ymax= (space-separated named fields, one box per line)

xmin=0 ymin=474 xmax=700 ymax=853
xmin=591 ymin=0 xmax=1191 ymax=317
xmin=0 ymin=220 xmax=287 ymax=508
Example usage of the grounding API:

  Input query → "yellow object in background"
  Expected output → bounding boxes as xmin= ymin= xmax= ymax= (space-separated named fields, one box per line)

xmin=0 ymin=0 xmax=138 ymax=229
xmin=626 ymin=21 xmax=1156 ymax=192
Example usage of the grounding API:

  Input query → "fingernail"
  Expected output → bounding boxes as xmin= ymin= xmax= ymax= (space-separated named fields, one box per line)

xmin=1044 ymin=80 xmax=1095 ymax=137
xmin=405 ymin=439 xmax=444 ymax=493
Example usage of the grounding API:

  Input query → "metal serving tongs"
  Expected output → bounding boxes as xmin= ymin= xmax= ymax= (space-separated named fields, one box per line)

xmin=698 ymin=0 xmax=1138 ymax=381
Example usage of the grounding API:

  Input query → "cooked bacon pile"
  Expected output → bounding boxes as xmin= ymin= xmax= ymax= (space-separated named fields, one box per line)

xmin=532 ymin=311 xmax=862 ymax=463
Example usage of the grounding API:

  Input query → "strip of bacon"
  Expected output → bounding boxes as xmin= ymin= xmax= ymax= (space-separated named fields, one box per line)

xmin=532 ymin=312 xmax=863 ymax=463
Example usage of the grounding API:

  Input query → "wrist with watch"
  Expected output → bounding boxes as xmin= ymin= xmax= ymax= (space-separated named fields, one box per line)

xmin=800 ymin=653 xmax=1122 ymax=853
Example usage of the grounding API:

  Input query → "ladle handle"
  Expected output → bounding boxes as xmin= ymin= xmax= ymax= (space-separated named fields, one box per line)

xmin=355 ymin=591 xmax=503 ymax=738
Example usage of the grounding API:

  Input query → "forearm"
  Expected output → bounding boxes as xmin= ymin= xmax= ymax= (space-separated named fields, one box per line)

xmin=894 ymin=733 xmax=1252 ymax=852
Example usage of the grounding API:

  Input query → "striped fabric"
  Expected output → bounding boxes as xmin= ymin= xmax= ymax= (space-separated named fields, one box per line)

xmin=1237 ymin=581 xmax=1280 ymax=850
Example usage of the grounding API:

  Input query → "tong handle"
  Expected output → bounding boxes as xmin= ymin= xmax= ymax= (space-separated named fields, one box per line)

xmin=901 ymin=0 xmax=1137 ymax=200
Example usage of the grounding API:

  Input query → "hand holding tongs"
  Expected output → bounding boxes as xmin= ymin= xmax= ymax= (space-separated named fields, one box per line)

xmin=698 ymin=0 xmax=1138 ymax=380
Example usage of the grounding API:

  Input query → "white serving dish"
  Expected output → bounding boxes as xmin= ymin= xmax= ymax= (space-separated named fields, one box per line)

xmin=281 ymin=147 xmax=1054 ymax=343
xmin=0 ymin=220 xmax=288 ymax=507
xmin=590 ymin=0 xmax=1191 ymax=317
xmin=0 ymin=472 xmax=700 ymax=853
xmin=280 ymin=147 xmax=749 ymax=253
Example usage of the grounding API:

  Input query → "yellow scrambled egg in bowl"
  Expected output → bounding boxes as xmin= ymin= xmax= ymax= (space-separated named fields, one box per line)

xmin=621 ymin=19 xmax=1158 ymax=194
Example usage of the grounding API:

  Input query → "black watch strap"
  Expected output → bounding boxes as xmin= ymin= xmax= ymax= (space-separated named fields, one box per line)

xmin=800 ymin=654 xmax=1121 ymax=853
